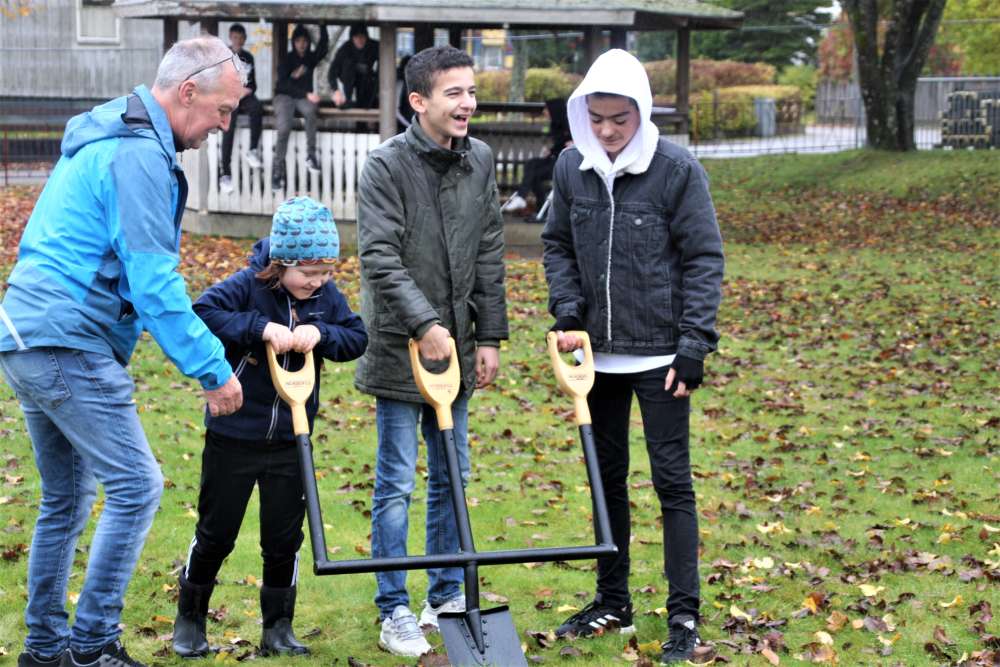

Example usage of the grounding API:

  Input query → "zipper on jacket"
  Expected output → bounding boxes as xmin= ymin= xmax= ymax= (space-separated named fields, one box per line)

xmin=265 ymin=297 xmax=293 ymax=441
xmin=602 ymin=174 xmax=615 ymax=342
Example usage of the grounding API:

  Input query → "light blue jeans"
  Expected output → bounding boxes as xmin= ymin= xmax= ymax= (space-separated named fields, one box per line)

xmin=371 ymin=396 xmax=470 ymax=618
xmin=0 ymin=348 xmax=163 ymax=657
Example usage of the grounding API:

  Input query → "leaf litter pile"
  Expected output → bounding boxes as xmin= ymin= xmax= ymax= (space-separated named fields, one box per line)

xmin=0 ymin=152 xmax=998 ymax=665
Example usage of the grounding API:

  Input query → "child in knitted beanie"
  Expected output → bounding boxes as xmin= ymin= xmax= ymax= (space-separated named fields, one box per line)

xmin=171 ymin=197 xmax=367 ymax=658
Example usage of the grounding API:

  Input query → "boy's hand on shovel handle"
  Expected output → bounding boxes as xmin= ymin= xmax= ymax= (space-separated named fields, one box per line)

xmin=263 ymin=322 xmax=295 ymax=354
xmin=205 ymin=374 xmax=243 ymax=416
xmin=418 ymin=323 xmax=451 ymax=361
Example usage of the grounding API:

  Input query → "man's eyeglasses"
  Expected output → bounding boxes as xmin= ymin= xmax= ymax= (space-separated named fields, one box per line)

xmin=184 ymin=52 xmax=241 ymax=83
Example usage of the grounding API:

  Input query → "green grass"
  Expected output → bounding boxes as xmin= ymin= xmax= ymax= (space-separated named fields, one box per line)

xmin=1 ymin=150 xmax=999 ymax=665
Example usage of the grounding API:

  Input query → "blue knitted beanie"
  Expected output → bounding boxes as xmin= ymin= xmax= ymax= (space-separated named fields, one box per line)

xmin=269 ymin=197 xmax=339 ymax=265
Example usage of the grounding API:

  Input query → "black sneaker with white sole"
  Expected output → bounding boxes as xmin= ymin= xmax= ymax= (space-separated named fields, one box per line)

xmin=660 ymin=615 xmax=701 ymax=664
xmin=60 ymin=640 xmax=146 ymax=667
xmin=17 ymin=651 xmax=63 ymax=667
xmin=554 ymin=599 xmax=635 ymax=638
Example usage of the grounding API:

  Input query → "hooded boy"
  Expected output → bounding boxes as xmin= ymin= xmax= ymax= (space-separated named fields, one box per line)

xmin=542 ymin=49 xmax=724 ymax=664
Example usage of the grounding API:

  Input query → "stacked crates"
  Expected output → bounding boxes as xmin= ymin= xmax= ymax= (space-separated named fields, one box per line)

xmin=941 ymin=90 xmax=999 ymax=149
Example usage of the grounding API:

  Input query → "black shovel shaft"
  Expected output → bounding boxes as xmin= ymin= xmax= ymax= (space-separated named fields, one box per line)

xmin=297 ymin=434 xmax=331 ymax=563
xmin=579 ymin=423 xmax=614 ymax=547
xmin=296 ymin=421 xmax=618 ymax=577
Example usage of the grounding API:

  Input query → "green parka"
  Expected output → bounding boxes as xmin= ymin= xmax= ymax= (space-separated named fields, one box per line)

xmin=354 ymin=121 xmax=508 ymax=402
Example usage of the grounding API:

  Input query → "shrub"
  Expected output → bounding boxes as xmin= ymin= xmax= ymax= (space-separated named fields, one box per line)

xmin=778 ymin=64 xmax=818 ymax=111
xmin=475 ymin=68 xmax=581 ymax=102
xmin=643 ymin=58 xmax=776 ymax=99
xmin=691 ymin=85 xmax=801 ymax=138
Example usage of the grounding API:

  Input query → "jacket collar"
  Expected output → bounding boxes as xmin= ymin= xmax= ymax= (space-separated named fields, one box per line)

xmin=132 ymin=84 xmax=180 ymax=170
xmin=405 ymin=119 xmax=471 ymax=174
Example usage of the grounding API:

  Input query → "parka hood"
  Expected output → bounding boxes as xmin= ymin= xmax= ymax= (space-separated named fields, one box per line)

xmin=567 ymin=49 xmax=659 ymax=177
xmin=60 ymin=85 xmax=178 ymax=168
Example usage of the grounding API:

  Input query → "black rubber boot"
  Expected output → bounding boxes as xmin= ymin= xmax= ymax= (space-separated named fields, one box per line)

xmin=172 ymin=573 xmax=214 ymax=658
xmin=259 ymin=585 xmax=310 ymax=656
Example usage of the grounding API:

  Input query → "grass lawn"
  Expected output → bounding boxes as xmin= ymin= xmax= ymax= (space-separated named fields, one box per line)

xmin=0 ymin=150 xmax=998 ymax=666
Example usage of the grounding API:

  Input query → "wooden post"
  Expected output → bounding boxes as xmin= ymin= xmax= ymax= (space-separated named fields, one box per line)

xmin=379 ymin=24 xmax=398 ymax=142
xmin=163 ymin=18 xmax=178 ymax=52
xmin=676 ymin=27 xmax=690 ymax=115
xmin=610 ymin=28 xmax=627 ymax=50
xmin=414 ymin=24 xmax=434 ymax=52
xmin=449 ymin=28 xmax=463 ymax=49
xmin=273 ymin=21 xmax=288 ymax=97
xmin=583 ymin=26 xmax=602 ymax=68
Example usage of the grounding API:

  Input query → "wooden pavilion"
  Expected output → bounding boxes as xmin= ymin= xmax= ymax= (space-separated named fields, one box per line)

xmin=112 ymin=0 xmax=742 ymax=235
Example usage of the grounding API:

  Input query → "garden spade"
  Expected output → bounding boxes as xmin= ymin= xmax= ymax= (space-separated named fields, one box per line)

xmin=408 ymin=337 xmax=528 ymax=666
xmin=545 ymin=330 xmax=615 ymax=555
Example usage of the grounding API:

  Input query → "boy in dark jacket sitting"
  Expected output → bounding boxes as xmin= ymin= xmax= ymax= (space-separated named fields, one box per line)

xmin=172 ymin=196 xmax=367 ymax=659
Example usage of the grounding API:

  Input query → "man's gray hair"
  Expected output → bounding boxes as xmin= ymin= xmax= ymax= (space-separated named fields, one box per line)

xmin=154 ymin=36 xmax=249 ymax=90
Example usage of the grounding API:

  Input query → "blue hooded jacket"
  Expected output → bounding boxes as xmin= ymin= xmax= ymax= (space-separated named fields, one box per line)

xmin=0 ymin=86 xmax=232 ymax=389
xmin=195 ymin=238 xmax=367 ymax=442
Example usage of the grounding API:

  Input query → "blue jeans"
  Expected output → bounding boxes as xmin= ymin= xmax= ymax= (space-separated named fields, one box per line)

xmin=371 ymin=396 xmax=470 ymax=618
xmin=0 ymin=348 xmax=163 ymax=657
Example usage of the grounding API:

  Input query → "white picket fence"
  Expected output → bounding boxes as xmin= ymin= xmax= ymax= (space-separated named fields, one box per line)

xmin=180 ymin=128 xmax=381 ymax=220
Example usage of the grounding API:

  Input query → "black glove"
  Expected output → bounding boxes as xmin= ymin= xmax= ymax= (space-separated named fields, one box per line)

xmin=668 ymin=355 xmax=703 ymax=392
xmin=549 ymin=315 xmax=583 ymax=333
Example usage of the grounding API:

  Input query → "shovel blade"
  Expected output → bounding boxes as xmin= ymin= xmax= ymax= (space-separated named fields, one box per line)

xmin=438 ymin=606 xmax=527 ymax=667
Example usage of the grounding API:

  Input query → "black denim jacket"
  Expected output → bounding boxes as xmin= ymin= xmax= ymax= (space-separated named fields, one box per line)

xmin=541 ymin=138 xmax=724 ymax=361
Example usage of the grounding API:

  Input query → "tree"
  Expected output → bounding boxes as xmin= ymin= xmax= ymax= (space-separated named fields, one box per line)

xmin=693 ymin=0 xmax=832 ymax=68
xmin=939 ymin=0 xmax=1000 ymax=74
xmin=842 ymin=0 xmax=947 ymax=151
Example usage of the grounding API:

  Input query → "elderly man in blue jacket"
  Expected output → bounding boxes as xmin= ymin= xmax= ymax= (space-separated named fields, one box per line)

xmin=0 ymin=37 xmax=245 ymax=667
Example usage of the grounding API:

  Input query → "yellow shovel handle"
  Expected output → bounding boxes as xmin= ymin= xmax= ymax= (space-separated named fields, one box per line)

xmin=545 ymin=330 xmax=595 ymax=426
xmin=408 ymin=337 xmax=461 ymax=430
xmin=266 ymin=343 xmax=315 ymax=436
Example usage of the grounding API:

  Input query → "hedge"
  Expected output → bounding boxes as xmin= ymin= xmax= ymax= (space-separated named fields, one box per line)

xmin=691 ymin=85 xmax=801 ymax=138
xmin=475 ymin=67 xmax=582 ymax=102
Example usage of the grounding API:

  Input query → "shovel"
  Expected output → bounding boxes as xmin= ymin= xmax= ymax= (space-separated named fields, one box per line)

xmin=545 ymin=330 xmax=615 ymax=562
xmin=408 ymin=337 xmax=528 ymax=666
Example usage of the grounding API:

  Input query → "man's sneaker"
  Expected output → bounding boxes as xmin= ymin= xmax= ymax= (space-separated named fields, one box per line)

xmin=60 ymin=640 xmax=145 ymax=667
xmin=500 ymin=193 xmax=528 ymax=213
xmin=305 ymin=155 xmax=321 ymax=174
xmin=419 ymin=596 xmax=466 ymax=631
xmin=271 ymin=173 xmax=284 ymax=193
xmin=554 ymin=599 xmax=635 ymax=638
xmin=244 ymin=147 xmax=263 ymax=169
xmin=379 ymin=605 xmax=432 ymax=657
xmin=219 ymin=175 xmax=233 ymax=194
xmin=17 ymin=651 xmax=63 ymax=667
xmin=660 ymin=616 xmax=701 ymax=664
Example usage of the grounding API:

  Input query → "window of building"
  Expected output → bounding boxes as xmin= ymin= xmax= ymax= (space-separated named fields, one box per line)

xmin=78 ymin=0 xmax=121 ymax=44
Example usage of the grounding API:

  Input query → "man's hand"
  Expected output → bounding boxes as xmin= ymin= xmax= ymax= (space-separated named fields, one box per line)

xmin=665 ymin=355 xmax=704 ymax=398
xmin=475 ymin=346 xmax=500 ymax=388
xmin=263 ymin=322 xmax=294 ymax=354
xmin=204 ymin=374 xmax=243 ymax=417
xmin=550 ymin=316 xmax=584 ymax=353
xmin=332 ymin=89 xmax=346 ymax=107
xmin=292 ymin=324 xmax=321 ymax=353
xmin=291 ymin=65 xmax=306 ymax=79
xmin=306 ymin=92 xmax=321 ymax=105
xmin=417 ymin=324 xmax=451 ymax=361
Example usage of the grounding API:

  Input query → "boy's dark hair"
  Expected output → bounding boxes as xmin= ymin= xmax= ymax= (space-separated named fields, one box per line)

xmin=404 ymin=45 xmax=474 ymax=98
xmin=229 ymin=23 xmax=246 ymax=37
xmin=586 ymin=92 xmax=639 ymax=110
xmin=291 ymin=24 xmax=312 ymax=45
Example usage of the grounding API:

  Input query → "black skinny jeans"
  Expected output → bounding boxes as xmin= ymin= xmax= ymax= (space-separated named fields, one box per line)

xmin=589 ymin=366 xmax=700 ymax=622
xmin=185 ymin=430 xmax=305 ymax=588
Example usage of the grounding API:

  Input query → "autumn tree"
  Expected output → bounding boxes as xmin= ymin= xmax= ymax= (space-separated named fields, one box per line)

xmin=939 ymin=0 xmax=1000 ymax=74
xmin=841 ymin=0 xmax=947 ymax=151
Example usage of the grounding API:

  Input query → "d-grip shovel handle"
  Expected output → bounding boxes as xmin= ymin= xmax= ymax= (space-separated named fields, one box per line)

xmin=266 ymin=342 xmax=315 ymax=436
xmin=546 ymin=330 xmax=595 ymax=425
xmin=407 ymin=337 xmax=461 ymax=429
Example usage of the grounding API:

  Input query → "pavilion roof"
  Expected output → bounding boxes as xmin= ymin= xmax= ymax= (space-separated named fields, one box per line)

xmin=114 ymin=0 xmax=743 ymax=30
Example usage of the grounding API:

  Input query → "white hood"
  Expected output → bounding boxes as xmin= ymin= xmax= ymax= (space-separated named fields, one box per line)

xmin=567 ymin=49 xmax=659 ymax=177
